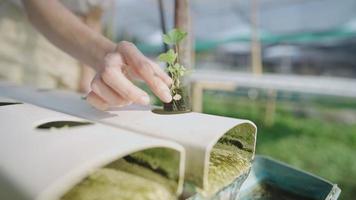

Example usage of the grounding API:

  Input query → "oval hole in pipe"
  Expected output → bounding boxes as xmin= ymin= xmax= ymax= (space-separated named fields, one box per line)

xmin=151 ymin=108 xmax=191 ymax=115
xmin=0 ymin=102 xmax=23 ymax=106
xmin=36 ymin=120 xmax=93 ymax=130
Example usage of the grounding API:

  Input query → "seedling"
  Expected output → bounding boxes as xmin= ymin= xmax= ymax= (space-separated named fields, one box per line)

xmin=159 ymin=29 xmax=191 ymax=112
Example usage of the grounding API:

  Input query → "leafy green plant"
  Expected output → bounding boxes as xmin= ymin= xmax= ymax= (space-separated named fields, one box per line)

xmin=158 ymin=29 xmax=190 ymax=111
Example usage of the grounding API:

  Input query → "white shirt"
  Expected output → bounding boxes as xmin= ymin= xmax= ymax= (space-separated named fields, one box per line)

xmin=5 ymin=0 xmax=113 ymax=15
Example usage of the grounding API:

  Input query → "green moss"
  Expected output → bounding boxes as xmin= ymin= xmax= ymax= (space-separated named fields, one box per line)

xmin=61 ymin=167 xmax=175 ymax=200
xmin=61 ymin=148 xmax=180 ymax=200
xmin=199 ymin=124 xmax=255 ymax=197
xmin=125 ymin=148 xmax=181 ymax=181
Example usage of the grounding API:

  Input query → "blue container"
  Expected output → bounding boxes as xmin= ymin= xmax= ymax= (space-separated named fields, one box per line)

xmin=188 ymin=156 xmax=340 ymax=200
xmin=238 ymin=156 xmax=341 ymax=200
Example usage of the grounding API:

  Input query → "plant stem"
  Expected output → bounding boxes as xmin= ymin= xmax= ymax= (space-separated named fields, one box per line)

xmin=175 ymin=44 xmax=179 ymax=63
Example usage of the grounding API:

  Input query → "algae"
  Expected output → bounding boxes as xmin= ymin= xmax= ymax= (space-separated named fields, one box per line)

xmin=61 ymin=148 xmax=180 ymax=200
xmin=61 ymin=123 xmax=256 ymax=200
xmin=197 ymin=123 xmax=256 ymax=198
xmin=204 ymin=144 xmax=251 ymax=196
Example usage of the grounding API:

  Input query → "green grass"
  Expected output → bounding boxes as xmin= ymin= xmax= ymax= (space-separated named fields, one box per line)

xmin=202 ymin=91 xmax=356 ymax=200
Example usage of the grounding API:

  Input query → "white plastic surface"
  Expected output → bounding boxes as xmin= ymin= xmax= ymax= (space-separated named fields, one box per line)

xmin=0 ymin=97 xmax=185 ymax=200
xmin=0 ymin=84 xmax=257 ymax=189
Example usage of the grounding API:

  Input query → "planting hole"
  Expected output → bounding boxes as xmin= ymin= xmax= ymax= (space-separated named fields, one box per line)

xmin=36 ymin=121 xmax=93 ymax=130
xmin=0 ymin=102 xmax=23 ymax=106
xmin=152 ymin=108 xmax=191 ymax=115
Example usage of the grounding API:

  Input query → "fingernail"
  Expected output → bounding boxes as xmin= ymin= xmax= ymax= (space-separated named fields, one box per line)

xmin=167 ymin=77 xmax=173 ymax=86
xmin=138 ymin=95 xmax=150 ymax=105
xmin=162 ymin=90 xmax=172 ymax=103
xmin=168 ymin=80 xmax=173 ymax=87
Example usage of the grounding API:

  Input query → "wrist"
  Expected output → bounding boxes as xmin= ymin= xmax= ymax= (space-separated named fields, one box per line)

xmin=92 ymin=36 xmax=116 ymax=71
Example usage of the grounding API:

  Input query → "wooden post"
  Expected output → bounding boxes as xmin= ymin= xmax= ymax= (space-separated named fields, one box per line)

xmin=192 ymin=81 xmax=236 ymax=112
xmin=174 ymin=0 xmax=194 ymax=69
xmin=264 ymin=89 xmax=277 ymax=126
xmin=158 ymin=0 xmax=169 ymax=52
xmin=192 ymin=82 xmax=203 ymax=113
xmin=174 ymin=0 xmax=195 ymax=111
xmin=251 ymin=0 xmax=263 ymax=75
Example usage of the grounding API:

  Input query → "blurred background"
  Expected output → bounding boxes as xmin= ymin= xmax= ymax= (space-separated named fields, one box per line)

xmin=114 ymin=1 xmax=356 ymax=199
xmin=0 ymin=0 xmax=355 ymax=199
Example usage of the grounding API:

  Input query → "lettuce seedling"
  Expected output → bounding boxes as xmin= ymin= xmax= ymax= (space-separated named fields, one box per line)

xmin=159 ymin=29 xmax=190 ymax=112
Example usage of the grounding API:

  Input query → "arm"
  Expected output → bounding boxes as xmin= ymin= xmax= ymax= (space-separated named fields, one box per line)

xmin=22 ymin=0 xmax=173 ymax=110
xmin=23 ymin=0 xmax=114 ymax=70
xmin=78 ymin=6 xmax=102 ymax=93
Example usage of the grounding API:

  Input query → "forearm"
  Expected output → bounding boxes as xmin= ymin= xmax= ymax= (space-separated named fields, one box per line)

xmin=22 ymin=0 xmax=116 ymax=70
xmin=22 ymin=0 xmax=173 ymax=110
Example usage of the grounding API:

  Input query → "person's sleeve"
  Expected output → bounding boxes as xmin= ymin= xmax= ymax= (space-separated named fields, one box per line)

xmin=60 ymin=0 xmax=114 ymax=15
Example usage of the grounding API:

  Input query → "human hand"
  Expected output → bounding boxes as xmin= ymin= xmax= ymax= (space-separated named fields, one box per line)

xmin=86 ymin=41 xmax=173 ymax=110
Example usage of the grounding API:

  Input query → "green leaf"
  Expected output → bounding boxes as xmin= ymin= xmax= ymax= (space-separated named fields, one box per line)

xmin=163 ymin=29 xmax=187 ymax=45
xmin=173 ymin=63 xmax=187 ymax=77
xmin=167 ymin=65 xmax=175 ymax=73
xmin=173 ymin=63 xmax=181 ymax=69
xmin=158 ymin=49 xmax=177 ymax=65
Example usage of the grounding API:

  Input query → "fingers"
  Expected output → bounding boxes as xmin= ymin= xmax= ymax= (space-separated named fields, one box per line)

xmin=86 ymin=91 xmax=109 ymax=111
xmin=136 ymin=62 xmax=172 ymax=103
xmin=87 ymin=51 xmax=148 ymax=109
xmin=101 ymin=65 xmax=150 ymax=105
xmin=87 ymin=71 xmax=142 ymax=110
xmin=117 ymin=41 xmax=172 ymax=103
xmin=137 ymin=61 xmax=173 ymax=103
xmin=87 ymin=41 xmax=174 ymax=111
xmin=144 ymin=74 xmax=172 ymax=103
xmin=91 ymin=75 xmax=131 ymax=106
xmin=148 ymin=59 xmax=173 ymax=86
xmin=117 ymin=41 xmax=172 ymax=84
